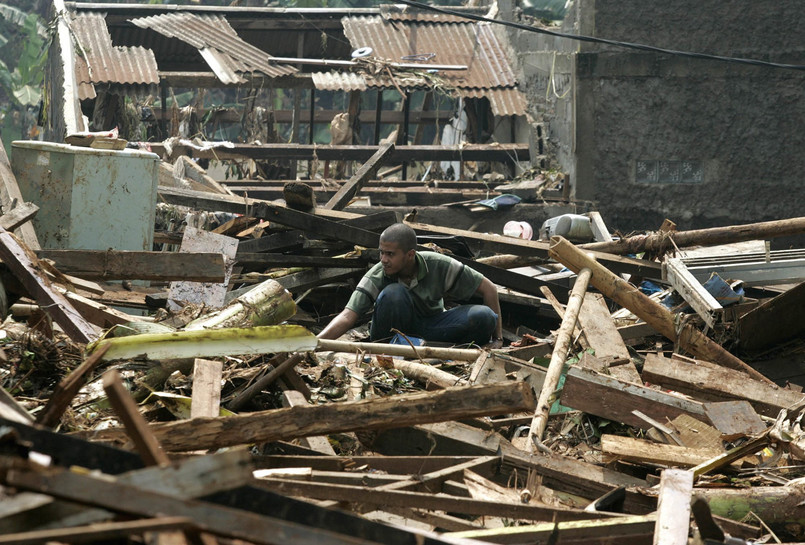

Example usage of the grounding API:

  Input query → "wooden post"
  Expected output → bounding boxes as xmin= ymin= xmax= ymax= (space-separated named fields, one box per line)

xmin=323 ymin=142 xmax=394 ymax=211
xmin=373 ymin=90 xmax=383 ymax=145
xmin=527 ymin=267 xmax=591 ymax=450
xmin=548 ymin=236 xmax=773 ymax=384
xmin=654 ymin=469 xmax=693 ymax=545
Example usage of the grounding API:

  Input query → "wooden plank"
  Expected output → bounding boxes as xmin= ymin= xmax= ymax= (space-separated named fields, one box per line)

xmin=0 ymin=226 xmax=98 ymax=343
xmin=324 ymin=142 xmax=394 ymax=210
xmin=0 ymin=140 xmax=39 ymax=249
xmin=577 ymin=293 xmax=631 ymax=361
xmin=561 ymin=365 xmax=709 ymax=429
xmin=35 ymin=249 xmax=226 ymax=282
xmin=703 ymin=400 xmax=767 ymax=437
xmin=0 ymin=516 xmax=197 ymax=545
xmin=641 ymin=353 xmax=804 ymax=418
xmin=81 ymin=382 xmax=537 ymax=452
xmin=653 ymin=469 xmax=693 ymax=545
xmin=57 ymin=287 xmax=143 ymax=328
xmin=601 ymin=435 xmax=722 ymax=468
xmin=282 ymin=390 xmax=336 ymax=455
xmin=191 ymin=359 xmax=224 ymax=419
xmin=103 ymin=370 xmax=170 ymax=466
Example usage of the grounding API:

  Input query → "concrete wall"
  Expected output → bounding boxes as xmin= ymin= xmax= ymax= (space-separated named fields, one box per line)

xmin=510 ymin=0 xmax=805 ymax=232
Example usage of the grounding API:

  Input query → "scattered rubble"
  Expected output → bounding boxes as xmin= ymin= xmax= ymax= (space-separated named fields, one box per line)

xmin=0 ymin=139 xmax=804 ymax=545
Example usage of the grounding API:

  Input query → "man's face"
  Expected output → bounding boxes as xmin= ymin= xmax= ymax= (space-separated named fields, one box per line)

xmin=379 ymin=240 xmax=414 ymax=277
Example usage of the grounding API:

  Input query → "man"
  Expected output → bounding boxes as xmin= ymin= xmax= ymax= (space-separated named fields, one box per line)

xmin=318 ymin=223 xmax=503 ymax=347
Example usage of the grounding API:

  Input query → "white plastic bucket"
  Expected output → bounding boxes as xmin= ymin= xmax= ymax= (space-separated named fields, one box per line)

xmin=503 ymin=221 xmax=534 ymax=240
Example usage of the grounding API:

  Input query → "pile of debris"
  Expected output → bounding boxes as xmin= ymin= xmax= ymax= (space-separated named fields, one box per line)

xmin=1 ymin=142 xmax=805 ymax=545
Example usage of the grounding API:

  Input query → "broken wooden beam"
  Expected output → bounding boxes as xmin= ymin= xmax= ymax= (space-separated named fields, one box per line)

xmin=561 ymin=366 xmax=709 ymax=429
xmin=737 ymin=281 xmax=805 ymax=353
xmin=548 ymin=236 xmax=772 ymax=384
xmin=0 ymin=516 xmax=198 ymax=545
xmin=641 ymin=353 xmax=803 ymax=418
xmin=35 ymin=249 xmax=226 ymax=282
xmin=324 ymin=142 xmax=394 ymax=210
xmin=527 ymin=267 xmax=591 ymax=448
xmin=0 ymin=226 xmax=98 ymax=343
xmin=82 ymin=382 xmax=536 ymax=452
xmin=581 ymin=216 xmax=805 ymax=255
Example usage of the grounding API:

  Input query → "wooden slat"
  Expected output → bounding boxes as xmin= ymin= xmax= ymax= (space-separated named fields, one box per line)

xmin=324 ymin=142 xmax=394 ymax=210
xmin=36 ymin=249 xmax=227 ymax=282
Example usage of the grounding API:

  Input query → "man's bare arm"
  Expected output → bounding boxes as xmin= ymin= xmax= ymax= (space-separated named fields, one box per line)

xmin=476 ymin=277 xmax=503 ymax=342
xmin=317 ymin=308 xmax=359 ymax=340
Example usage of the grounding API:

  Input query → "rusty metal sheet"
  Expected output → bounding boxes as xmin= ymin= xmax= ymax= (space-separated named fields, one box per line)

xmin=461 ymin=88 xmax=528 ymax=116
xmin=72 ymin=12 xmax=159 ymax=99
xmin=342 ymin=16 xmax=516 ymax=90
xmin=130 ymin=13 xmax=297 ymax=81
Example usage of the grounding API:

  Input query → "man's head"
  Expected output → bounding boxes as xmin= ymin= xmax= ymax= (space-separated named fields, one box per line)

xmin=378 ymin=223 xmax=417 ymax=277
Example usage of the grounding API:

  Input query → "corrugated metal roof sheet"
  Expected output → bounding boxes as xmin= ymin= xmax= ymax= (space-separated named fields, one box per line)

xmin=72 ymin=12 xmax=159 ymax=100
xmin=460 ymin=88 xmax=529 ymax=117
xmin=381 ymin=11 xmax=472 ymax=24
xmin=342 ymin=16 xmax=516 ymax=90
xmin=312 ymin=71 xmax=368 ymax=92
xmin=130 ymin=13 xmax=297 ymax=82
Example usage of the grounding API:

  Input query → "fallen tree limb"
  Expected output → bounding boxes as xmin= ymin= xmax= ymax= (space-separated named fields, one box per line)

xmin=79 ymin=382 xmax=536 ymax=452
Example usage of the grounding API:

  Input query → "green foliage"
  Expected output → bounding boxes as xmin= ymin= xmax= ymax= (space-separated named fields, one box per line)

xmin=0 ymin=5 xmax=48 ymax=108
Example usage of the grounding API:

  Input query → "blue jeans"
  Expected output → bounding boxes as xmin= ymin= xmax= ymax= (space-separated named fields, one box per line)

xmin=370 ymin=283 xmax=497 ymax=345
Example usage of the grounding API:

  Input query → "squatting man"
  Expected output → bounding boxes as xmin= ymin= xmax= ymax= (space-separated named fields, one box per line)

xmin=318 ymin=223 xmax=503 ymax=347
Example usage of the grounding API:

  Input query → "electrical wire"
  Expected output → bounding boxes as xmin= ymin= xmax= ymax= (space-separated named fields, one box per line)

xmin=391 ymin=0 xmax=805 ymax=72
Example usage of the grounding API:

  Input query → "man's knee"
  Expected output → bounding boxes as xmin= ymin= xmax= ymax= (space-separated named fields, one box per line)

xmin=376 ymin=283 xmax=409 ymax=305
xmin=468 ymin=305 xmax=497 ymax=333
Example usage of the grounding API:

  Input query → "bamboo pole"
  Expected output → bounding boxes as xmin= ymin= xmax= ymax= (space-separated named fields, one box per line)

xmin=580 ymin=216 xmax=805 ymax=255
xmin=548 ymin=236 xmax=773 ymax=384
xmin=316 ymin=339 xmax=483 ymax=361
xmin=527 ymin=267 xmax=592 ymax=450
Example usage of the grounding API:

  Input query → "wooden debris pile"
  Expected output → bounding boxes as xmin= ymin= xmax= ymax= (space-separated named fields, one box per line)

xmin=1 ymin=148 xmax=805 ymax=544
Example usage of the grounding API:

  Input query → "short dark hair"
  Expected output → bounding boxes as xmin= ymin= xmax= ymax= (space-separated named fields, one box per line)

xmin=380 ymin=223 xmax=417 ymax=252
